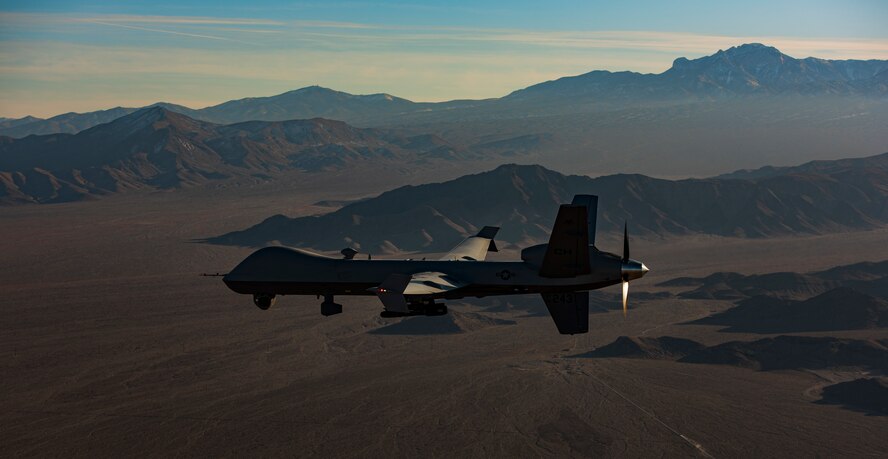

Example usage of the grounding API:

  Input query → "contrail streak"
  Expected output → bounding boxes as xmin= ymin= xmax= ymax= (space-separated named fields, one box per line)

xmin=87 ymin=21 xmax=260 ymax=45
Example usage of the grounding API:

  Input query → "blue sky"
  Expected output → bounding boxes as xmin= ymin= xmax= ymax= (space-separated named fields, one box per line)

xmin=1 ymin=1 xmax=887 ymax=117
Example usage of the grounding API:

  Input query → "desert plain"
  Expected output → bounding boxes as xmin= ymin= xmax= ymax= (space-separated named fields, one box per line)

xmin=2 ymin=169 xmax=887 ymax=458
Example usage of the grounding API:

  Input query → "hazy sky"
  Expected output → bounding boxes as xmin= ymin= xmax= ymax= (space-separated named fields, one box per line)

xmin=1 ymin=0 xmax=887 ymax=117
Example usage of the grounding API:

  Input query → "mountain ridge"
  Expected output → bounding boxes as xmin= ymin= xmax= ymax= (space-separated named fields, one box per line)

xmin=505 ymin=43 xmax=888 ymax=101
xmin=208 ymin=152 xmax=888 ymax=252
xmin=4 ymin=43 xmax=886 ymax=138
xmin=659 ymin=260 xmax=888 ymax=301
xmin=0 ymin=107 xmax=478 ymax=204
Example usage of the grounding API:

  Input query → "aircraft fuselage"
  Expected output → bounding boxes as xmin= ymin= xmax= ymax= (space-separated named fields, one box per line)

xmin=223 ymin=246 xmax=631 ymax=299
xmin=220 ymin=194 xmax=650 ymax=333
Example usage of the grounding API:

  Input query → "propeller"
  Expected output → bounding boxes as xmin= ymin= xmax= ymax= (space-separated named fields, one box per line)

xmin=622 ymin=222 xmax=629 ymax=263
xmin=619 ymin=222 xmax=650 ymax=317
xmin=622 ymin=278 xmax=629 ymax=317
xmin=622 ymin=222 xmax=629 ymax=317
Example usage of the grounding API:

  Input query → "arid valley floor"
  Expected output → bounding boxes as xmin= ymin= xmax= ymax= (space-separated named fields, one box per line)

xmin=2 ymin=172 xmax=888 ymax=457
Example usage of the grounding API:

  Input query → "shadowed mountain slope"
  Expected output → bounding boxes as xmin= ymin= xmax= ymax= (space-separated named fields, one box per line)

xmin=659 ymin=261 xmax=888 ymax=333
xmin=691 ymin=287 xmax=888 ymax=333
xmin=209 ymin=153 xmax=888 ymax=252
xmin=0 ymin=107 xmax=471 ymax=204
xmin=574 ymin=336 xmax=705 ymax=360
xmin=818 ymin=378 xmax=888 ymax=415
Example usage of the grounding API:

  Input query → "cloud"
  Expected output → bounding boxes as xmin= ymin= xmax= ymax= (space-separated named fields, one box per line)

xmin=0 ymin=12 xmax=285 ymax=27
xmin=0 ymin=12 xmax=283 ymax=45
xmin=3 ymin=12 xmax=887 ymax=57
xmin=77 ymin=14 xmax=286 ymax=26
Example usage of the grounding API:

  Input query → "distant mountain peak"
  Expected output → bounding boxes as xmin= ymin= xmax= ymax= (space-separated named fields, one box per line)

xmin=124 ymin=105 xmax=185 ymax=123
xmin=669 ymin=42 xmax=790 ymax=71
xmin=507 ymin=42 xmax=888 ymax=102
xmin=92 ymin=105 xmax=208 ymax=138
xmin=484 ymin=163 xmax=557 ymax=179
xmin=723 ymin=43 xmax=781 ymax=54
xmin=102 ymin=105 xmax=164 ymax=128
xmin=365 ymin=93 xmax=398 ymax=102
xmin=290 ymin=85 xmax=336 ymax=94
xmin=490 ymin=163 xmax=536 ymax=172
xmin=720 ymin=43 xmax=787 ymax=61
xmin=655 ymin=42 xmax=888 ymax=94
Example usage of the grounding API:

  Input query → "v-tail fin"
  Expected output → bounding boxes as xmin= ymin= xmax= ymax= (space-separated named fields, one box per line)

xmin=541 ymin=292 xmax=589 ymax=335
xmin=538 ymin=204 xmax=591 ymax=278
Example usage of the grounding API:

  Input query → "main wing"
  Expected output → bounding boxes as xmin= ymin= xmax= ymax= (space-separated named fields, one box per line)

xmin=371 ymin=271 xmax=466 ymax=313
xmin=404 ymin=271 xmax=467 ymax=296
xmin=439 ymin=226 xmax=500 ymax=261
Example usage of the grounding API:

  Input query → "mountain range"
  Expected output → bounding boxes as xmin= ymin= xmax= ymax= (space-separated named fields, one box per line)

xmin=208 ymin=152 xmax=888 ymax=252
xmin=3 ymin=44 xmax=887 ymax=139
xmin=0 ymin=107 xmax=478 ymax=204
xmin=507 ymin=43 xmax=888 ymax=103
xmin=660 ymin=261 xmax=888 ymax=301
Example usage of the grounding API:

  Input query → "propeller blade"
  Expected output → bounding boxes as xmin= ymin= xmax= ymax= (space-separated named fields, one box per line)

xmin=622 ymin=222 xmax=629 ymax=263
xmin=622 ymin=280 xmax=629 ymax=317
